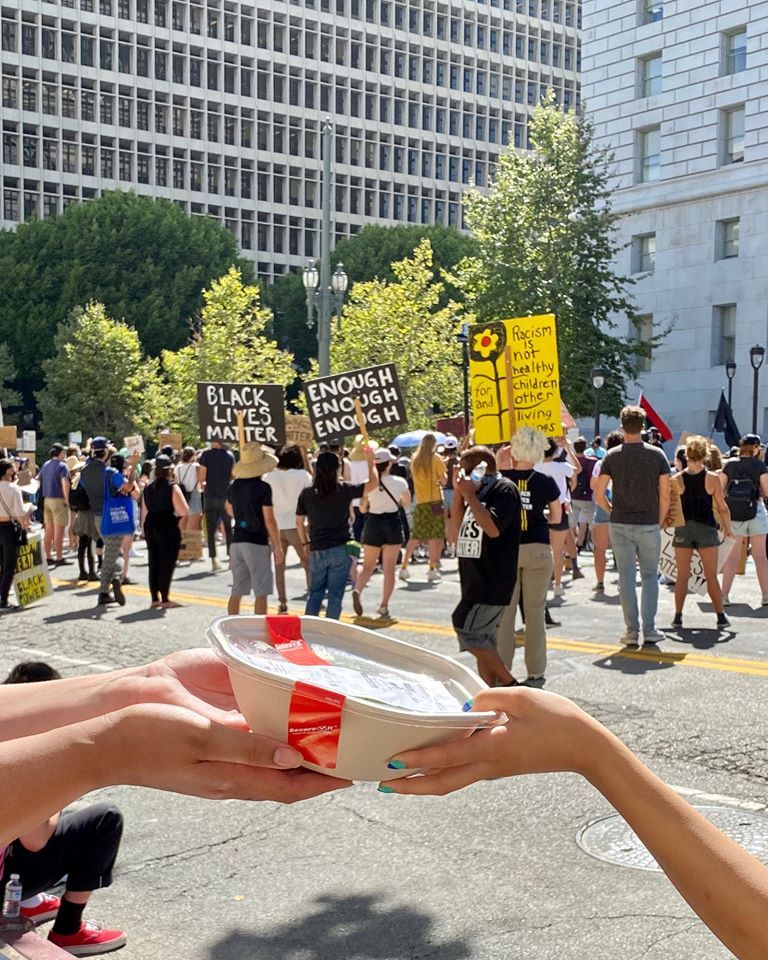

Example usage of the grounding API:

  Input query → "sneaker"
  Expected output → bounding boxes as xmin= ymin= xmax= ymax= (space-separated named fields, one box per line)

xmin=620 ymin=630 xmax=640 ymax=648
xmin=97 ymin=593 xmax=117 ymax=605
xmin=717 ymin=611 xmax=730 ymax=627
xmin=552 ymin=584 xmax=565 ymax=598
xmin=722 ymin=593 xmax=731 ymax=606
xmin=762 ymin=594 xmax=768 ymax=607
xmin=49 ymin=920 xmax=126 ymax=956
xmin=671 ymin=612 xmax=683 ymax=627
xmin=21 ymin=893 xmax=60 ymax=925
xmin=398 ymin=566 xmax=410 ymax=582
xmin=111 ymin=579 xmax=126 ymax=607
xmin=211 ymin=558 xmax=222 ymax=572
xmin=570 ymin=568 xmax=585 ymax=581
xmin=377 ymin=606 xmax=391 ymax=619
xmin=594 ymin=582 xmax=605 ymax=593
xmin=352 ymin=589 xmax=363 ymax=616
xmin=427 ymin=568 xmax=441 ymax=582
xmin=643 ymin=630 xmax=664 ymax=648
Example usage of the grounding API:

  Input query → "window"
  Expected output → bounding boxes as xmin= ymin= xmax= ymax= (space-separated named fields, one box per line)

xmin=633 ymin=314 xmax=653 ymax=372
xmin=639 ymin=54 xmax=661 ymax=97
xmin=640 ymin=0 xmax=662 ymax=24
xmin=638 ymin=127 xmax=660 ymax=182
xmin=712 ymin=304 xmax=736 ymax=366
xmin=632 ymin=233 xmax=656 ymax=273
xmin=722 ymin=106 xmax=744 ymax=164
xmin=724 ymin=29 xmax=746 ymax=75
xmin=716 ymin=218 xmax=739 ymax=260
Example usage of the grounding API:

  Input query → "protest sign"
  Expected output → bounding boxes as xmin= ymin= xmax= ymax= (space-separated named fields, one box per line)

xmin=68 ymin=431 xmax=82 ymax=445
xmin=12 ymin=531 xmax=53 ymax=608
xmin=21 ymin=430 xmax=36 ymax=452
xmin=304 ymin=363 xmax=407 ymax=442
xmin=157 ymin=431 xmax=182 ymax=451
xmin=285 ymin=414 xmax=314 ymax=447
xmin=469 ymin=314 xmax=561 ymax=444
xmin=0 ymin=425 xmax=16 ymax=448
xmin=124 ymin=435 xmax=145 ymax=457
xmin=436 ymin=415 xmax=466 ymax=438
xmin=179 ymin=529 xmax=204 ymax=562
xmin=197 ymin=382 xmax=286 ymax=446
xmin=658 ymin=529 xmax=738 ymax=595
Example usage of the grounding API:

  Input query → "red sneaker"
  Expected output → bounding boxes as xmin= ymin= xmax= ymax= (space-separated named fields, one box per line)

xmin=20 ymin=893 xmax=60 ymax=924
xmin=48 ymin=920 xmax=126 ymax=956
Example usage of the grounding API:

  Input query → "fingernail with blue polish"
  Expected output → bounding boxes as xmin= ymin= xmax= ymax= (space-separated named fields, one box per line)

xmin=377 ymin=784 xmax=395 ymax=794
xmin=386 ymin=759 xmax=406 ymax=770
xmin=462 ymin=699 xmax=474 ymax=712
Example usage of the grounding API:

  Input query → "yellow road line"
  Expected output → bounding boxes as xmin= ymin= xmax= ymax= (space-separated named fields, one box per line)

xmin=54 ymin=579 xmax=768 ymax=678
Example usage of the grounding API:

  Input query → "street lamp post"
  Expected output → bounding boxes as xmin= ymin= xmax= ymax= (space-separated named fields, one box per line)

xmin=456 ymin=323 xmax=470 ymax=435
xmin=750 ymin=345 xmax=765 ymax=434
xmin=725 ymin=360 xmax=737 ymax=409
xmin=302 ymin=118 xmax=348 ymax=377
xmin=591 ymin=366 xmax=606 ymax=440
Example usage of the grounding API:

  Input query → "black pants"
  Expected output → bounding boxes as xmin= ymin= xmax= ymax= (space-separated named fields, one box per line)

xmin=0 ymin=521 xmax=19 ymax=605
xmin=1 ymin=803 xmax=123 ymax=898
xmin=78 ymin=535 xmax=94 ymax=576
xmin=145 ymin=513 xmax=181 ymax=602
xmin=203 ymin=495 xmax=232 ymax=559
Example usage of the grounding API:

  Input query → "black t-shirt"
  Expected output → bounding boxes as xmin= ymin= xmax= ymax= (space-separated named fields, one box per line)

xmin=297 ymin=483 xmax=365 ymax=551
xmin=456 ymin=475 xmax=521 ymax=605
xmin=199 ymin=447 xmax=235 ymax=498
xmin=228 ymin=477 xmax=272 ymax=545
xmin=501 ymin=469 xmax=560 ymax=545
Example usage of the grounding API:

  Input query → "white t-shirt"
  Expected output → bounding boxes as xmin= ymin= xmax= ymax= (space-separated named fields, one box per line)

xmin=348 ymin=459 xmax=370 ymax=507
xmin=366 ymin=475 xmax=409 ymax=515
xmin=0 ymin=480 xmax=30 ymax=519
xmin=176 ymin=461 xmax=199 ymax=493
xmin=534 ymin=459 xmax=575 ymax=504
xmin=263 ymin=468 xmax=313 ymax=530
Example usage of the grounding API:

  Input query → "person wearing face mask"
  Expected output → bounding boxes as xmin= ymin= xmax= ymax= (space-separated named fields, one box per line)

xmin=448 ymin=447 xmax=522 ymax=687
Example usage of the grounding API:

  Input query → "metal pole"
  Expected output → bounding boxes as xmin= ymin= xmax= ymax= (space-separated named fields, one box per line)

xmin=318 ymin=118 xmax=333 ymax=377
xmin=462 ymin=340 xmax=470 ymax=435
xmin=727 ymin=378 xmax=733 ymax=408
xmin=594 ymin=387 xmax=601 ymax=442
xmin=753 ymin=366 xmax=759 ymax=434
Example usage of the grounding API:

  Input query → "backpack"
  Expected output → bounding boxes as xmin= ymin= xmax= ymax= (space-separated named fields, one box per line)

xmin=69 ymin=480 xmax=90 ymax=512
xmin=725 ymin=472 xmax=758 ymax=521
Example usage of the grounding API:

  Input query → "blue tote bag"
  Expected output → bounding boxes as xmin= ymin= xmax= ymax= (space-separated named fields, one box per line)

xmin=100 ymin=468 xmax=135 ymax=537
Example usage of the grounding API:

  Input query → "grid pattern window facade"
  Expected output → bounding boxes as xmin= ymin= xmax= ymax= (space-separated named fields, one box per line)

xmin=0 ymin=0 xmax=580 ymax=282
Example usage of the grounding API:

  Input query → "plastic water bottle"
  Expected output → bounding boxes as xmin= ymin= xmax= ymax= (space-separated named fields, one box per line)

xmin=2 ymin=874 xmax=22 ymax=919
xmin=470 ymin=461 xmax=488 ymax=482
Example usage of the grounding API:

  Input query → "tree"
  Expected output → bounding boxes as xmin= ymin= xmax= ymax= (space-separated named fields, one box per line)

xmin=328 ymin=240 xmax=463 ymax=430
xmin=455 ymin=93 xmax=646 ymax=417
xmin=0 ymin=343 xmax=22 ymax=417
xmin=158 ymin=267 xmax=296 ymax=442
xmin=270 ymin=225 xmax=477 ymax=371
xmin=36 ymin=302 xmax=159 ymax=441
xmin=0 ymin=191 xmax=254 ymax=407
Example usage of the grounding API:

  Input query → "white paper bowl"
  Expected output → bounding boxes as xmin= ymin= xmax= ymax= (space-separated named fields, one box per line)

xmin=208 ymin=615 xmax=499 ymax=782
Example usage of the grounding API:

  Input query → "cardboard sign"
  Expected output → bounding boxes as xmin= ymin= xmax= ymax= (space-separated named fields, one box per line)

xmin=469 ymin=314 xmax=562 ymax=443
xmin=304 ymin=363 xmax=407 ymax=442
xmin=658 ymin=528 xmax=738 ymax=595
xmin=435 ymin=415 xmax=466 ymax=438
xmin=21 ymin=430 xmax=36 ymax=452
xmin=285 ymin=414 xmax=314 ymax=447
xmin=12 ymin=531 xmax=53 ymax=608
xmin=124 ymin=435 xmax=146 ymax=456
xmin=0 ymin=425 xmax=16 ymax=447
xmin=178 ymin=529 xmax=204 ymax=561
xmin=157 ymin=431 xmax=182 ymax=451
xmin=197 ymin=382 xmax=286 ymax=446
xmin=68 ymin=431 xmax=82 ymax=445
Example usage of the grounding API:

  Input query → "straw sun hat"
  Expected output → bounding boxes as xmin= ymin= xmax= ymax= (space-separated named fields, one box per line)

xmin=232 ymin=443 xmax=279 ymax=479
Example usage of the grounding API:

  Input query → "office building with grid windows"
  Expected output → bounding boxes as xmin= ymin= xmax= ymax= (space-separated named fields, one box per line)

xmin=582 ymin=0 xmax=768 ymax=438
xmin=0 ymin=0 xmax=580 ymax=284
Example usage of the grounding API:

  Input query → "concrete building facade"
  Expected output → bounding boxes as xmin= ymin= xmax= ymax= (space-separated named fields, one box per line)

xmin=1 ymin=0 xmax=580 ymax=284
xmin=581 ymin=0 xmax=768 ymax=441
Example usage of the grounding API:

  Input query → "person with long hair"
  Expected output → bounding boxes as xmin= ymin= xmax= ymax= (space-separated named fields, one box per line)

xmin=141 ymin=455 xmax=189 ymax=608
xmin=297 ymin=447 xmax=376 ymax=619
xmin=671 ymin=435 xmax=733 ymax=628
xmin=589 ymin=429 xmax=624 ymax=593
xmin=263 ymin=444 xmax=312 ymax=613
xmin=399 ymin=432 xmax=446 ymax=583
xmin=352 ymin=448 xmax=411 ymax=620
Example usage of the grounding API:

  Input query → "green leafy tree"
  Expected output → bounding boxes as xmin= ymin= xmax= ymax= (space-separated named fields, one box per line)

xmin=0 ymin=191 xmax=254 ymax=407
xmin=0 ymin=343 xmax=22 ymax=416
xmin=158 ymin=267 xmax=296 ymax=442
xmin=456 ymin=93 xmax=646 ymax=416
xmin=37 ymin=302 xmax=159 ymax=441
xmin=327 ymin=239 xmax=463 ymax=431
xmin=270 ymin=225 xmax=477 ymax=371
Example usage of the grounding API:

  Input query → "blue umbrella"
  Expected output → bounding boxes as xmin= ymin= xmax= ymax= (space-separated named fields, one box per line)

xmin=390 ymin=429 xmax=448 ymax=448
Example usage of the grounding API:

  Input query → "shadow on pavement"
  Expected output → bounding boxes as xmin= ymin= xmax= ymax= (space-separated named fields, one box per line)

xmin=206 ymin=893 xmax=471 ymax=960
xmin=116 ymin=608 xmax=169 ymax=623
xmin=592 ymin=647 xmax=681 ymax=674
xmin=588 ymin=593 xmax=621 ymax=605
xmin=663 ymin=627 xmax=735 ymax=649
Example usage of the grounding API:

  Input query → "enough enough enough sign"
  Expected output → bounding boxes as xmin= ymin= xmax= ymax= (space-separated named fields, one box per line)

xmin=304 ymin=364 xmax=407 ymax=441
xmin=197 ymin=382 xmax=286 ymax=446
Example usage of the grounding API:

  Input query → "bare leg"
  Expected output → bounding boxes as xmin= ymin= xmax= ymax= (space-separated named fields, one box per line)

xmin=253 ymin=595 xmax=267 ymax=615
xmin=227 ymin=594 xmax=242 ymax=615
xmin=428 ymin=538 xmax=443 ymax=568
xmin=54 ymin=524 xmax=66 ymax=562
xmin=749 ymin=535 xmax=768 ymax=597
xmin=593 ymin=524 xmax=609 ymax=583
xmin=355 ymin=546 xmax=380 ymax=595
xmin=720 ymin=536 xmax=745 ymax=596
xmin=380 ymin=544 xmax=400 ymax=609
xmin=673 ymin=548 xmax=693 ymax=614
xmin=549 ymin=529 xmax=568 ymax=588
xmin=698 ymin=546 xmax=724 ymax=614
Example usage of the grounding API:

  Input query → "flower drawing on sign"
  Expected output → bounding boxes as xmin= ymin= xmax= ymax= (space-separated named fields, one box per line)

xmin=469 ymin=322 xmax=506 ymax=364
xmin=472 ymin=328 xmax=499 ymax=359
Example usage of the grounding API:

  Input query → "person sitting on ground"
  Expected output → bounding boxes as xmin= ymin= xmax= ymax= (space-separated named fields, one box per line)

xmin=380 ymin=686 xmax=768 ymax=960
xmin=2 ymin=660 xmax=126 ymax=956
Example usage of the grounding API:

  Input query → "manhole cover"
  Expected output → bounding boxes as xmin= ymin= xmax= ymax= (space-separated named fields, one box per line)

xmin=577 ymin=805 xmax=768 ymax=872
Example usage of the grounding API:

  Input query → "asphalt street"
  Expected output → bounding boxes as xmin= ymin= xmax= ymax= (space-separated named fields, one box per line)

xmin=3 ymin=542 xmax=768 ymax=960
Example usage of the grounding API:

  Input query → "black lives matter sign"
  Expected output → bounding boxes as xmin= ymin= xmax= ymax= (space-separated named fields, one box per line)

xmin=304 ymin=363 xmax=407 ymax=441
xmin=197 ymin=382 xmax=286 ymax=446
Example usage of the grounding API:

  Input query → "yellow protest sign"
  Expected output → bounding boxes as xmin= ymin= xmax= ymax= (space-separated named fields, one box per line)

xmin=469 ymin=314 xmax=561 ymax=443
xmin=12 ymin=531 xmax=53 ymax=607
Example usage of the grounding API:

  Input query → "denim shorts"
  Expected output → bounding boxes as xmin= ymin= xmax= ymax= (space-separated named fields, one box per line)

xmin=731 ymin=503 xmax=768 ymax=538
xmin=592 ymin=504 xmax=611 ymax=525
xmin=672 ymin=521 xmax=720 ymax=550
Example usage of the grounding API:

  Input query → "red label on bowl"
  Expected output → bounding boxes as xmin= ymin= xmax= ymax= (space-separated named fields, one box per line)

xmin=287 ymin=681 xmax=345 ymax=769
xmin=265 ymin=616 xmax=330 ymax=667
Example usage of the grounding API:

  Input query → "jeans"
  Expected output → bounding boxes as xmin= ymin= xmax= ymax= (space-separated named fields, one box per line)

xmin=609 ymin=523 xmax=661 ymax=635
xmin=305 ymin=545 xmax=349 ymax=620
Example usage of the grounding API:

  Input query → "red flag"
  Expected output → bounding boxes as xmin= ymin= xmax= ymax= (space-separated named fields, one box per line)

xmin=637 ymin=391 xmax=673 ymax=442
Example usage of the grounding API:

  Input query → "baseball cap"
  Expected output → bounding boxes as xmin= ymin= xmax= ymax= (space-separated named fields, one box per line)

xmin=444 ymin=437 xmax=458 ymax=450
xmin=740 ymin=434 xmax=762 ymax=447
xmin=154 ymin=454 xmax=172 ymax=469
xmin=374 ymin=448 xmax=393 ymax=464
xmin=90 ymin=436 xmax=109 ymax=451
